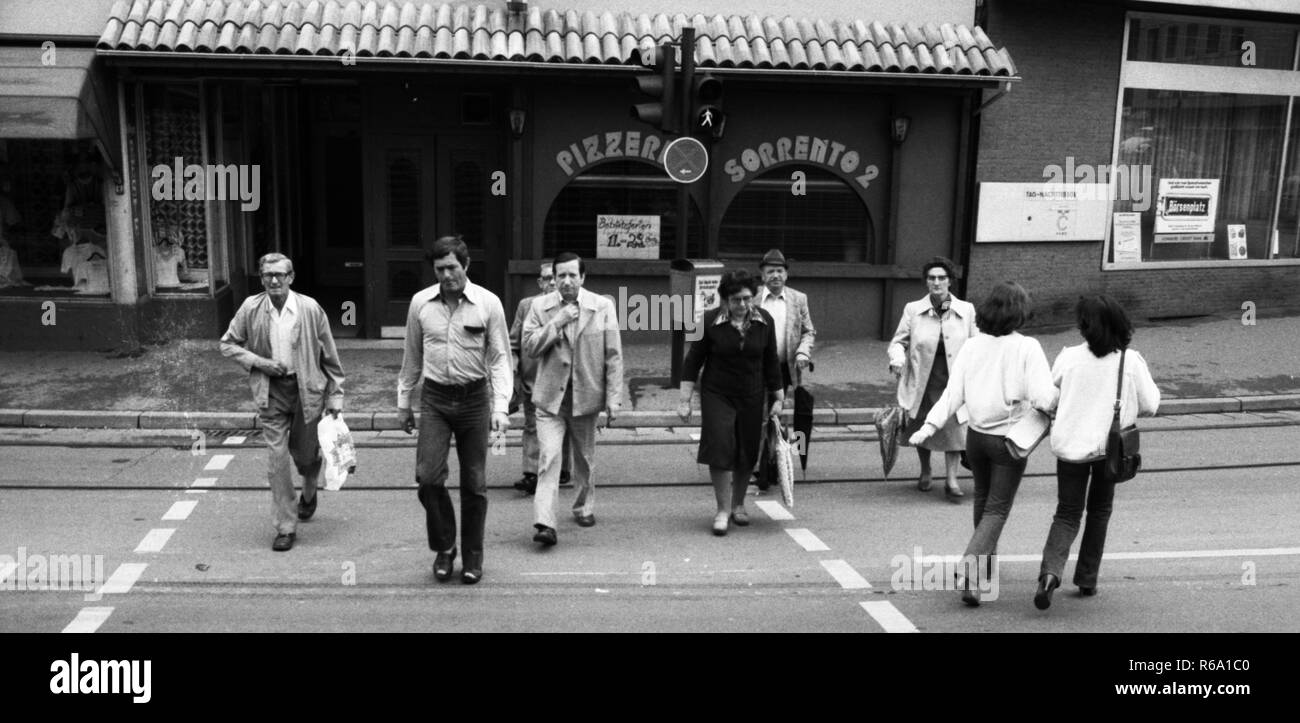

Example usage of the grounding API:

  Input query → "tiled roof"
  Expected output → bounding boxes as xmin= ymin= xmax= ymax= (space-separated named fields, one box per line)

xmin=96 ymin=0 xmax=1017 ymax=77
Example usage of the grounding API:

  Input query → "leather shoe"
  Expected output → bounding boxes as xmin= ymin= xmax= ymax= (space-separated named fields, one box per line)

xmin=711 ymin=512 xmax=729 ymax=536
xmin=433 ymin=547 xmax=457 ymax=582
xmin=533 ymin=525 xmax=557 ymax=546
xmin=1034 ymin=573 xmax=1060 ymax=610
xmin=461 ymin=552 xmax=483 ymax=585
xmin=730 ymin=508 xmax=750 ymax=526
xmin=955 ymin=574 xmax=980 ymax=607
xmin=513 ymin=473 xmax=537 ymax=495
xmin=574 ymin=513 xmax=595 ymax=527
xmin=297 ymin=492 xmax=317 ymax=521
xmin=272 ymin=532 xmax=295 ymax=552
xmin=945 ymin=483 xmax=965 ymax=502
xmin=1078 ymin=586 xmax=1097 ymax=596
xmin=916 ymin=474 xmax=933 ymax=492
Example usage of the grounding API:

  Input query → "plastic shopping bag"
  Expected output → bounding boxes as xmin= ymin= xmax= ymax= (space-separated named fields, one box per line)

xmin=765 ymin=418 xmax=796 ymax=508
xmin=317 ymin=413 xmax=357 ymax=491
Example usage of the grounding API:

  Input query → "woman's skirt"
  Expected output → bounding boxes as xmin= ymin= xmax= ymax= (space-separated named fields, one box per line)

xmin=697 ymin=388 xmax=766 ymax=470
xmin=901 ymin=337 xmax=966 ymax=452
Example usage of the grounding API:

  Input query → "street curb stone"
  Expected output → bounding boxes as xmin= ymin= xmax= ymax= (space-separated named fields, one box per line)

xmin=139 ymin=411 xmax=257 ymax=430
xmin=1160 ymin=398 xmax=1241 ymax=414
xmin=1238 ymin=394 xmax=1300 ymax=411
xmin=23 ymin=410 xmax=140 ymax=429
xmin=0 ymin=409 xmax=26 ymax=426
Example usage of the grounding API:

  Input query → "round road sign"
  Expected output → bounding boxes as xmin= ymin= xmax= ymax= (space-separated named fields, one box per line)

xmin=662 ymin=136 xmax=708 ymax=184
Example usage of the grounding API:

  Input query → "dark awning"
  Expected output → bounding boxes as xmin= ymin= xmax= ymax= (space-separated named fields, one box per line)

xmin=0 ymin=47 xmax=123 ymax=176
xmin=95 ymin=0 xmax=1017 ymax=80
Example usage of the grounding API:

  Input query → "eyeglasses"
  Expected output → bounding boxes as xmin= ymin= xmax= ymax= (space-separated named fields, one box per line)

xmin=261 ymin=272 xmax=290 ymax=281
xmin=926 ymin=275 xmax=949 ymax=282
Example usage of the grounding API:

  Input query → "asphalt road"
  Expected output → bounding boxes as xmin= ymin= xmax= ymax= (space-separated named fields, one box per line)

xmin=1 ymin=422 xmax=1297 ymax=634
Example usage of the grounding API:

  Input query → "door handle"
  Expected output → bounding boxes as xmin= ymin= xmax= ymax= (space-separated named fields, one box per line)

xmin=344 ymin=262 xmax=364 ymax=268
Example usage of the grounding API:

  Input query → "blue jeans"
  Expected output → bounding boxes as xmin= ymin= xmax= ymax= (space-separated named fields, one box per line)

xmin=961 ymin=430 xmax=1028 ymax=578
xmin=1039 ymin=459 xmax=1114 ymax=588
xmin=416 ymin=380 xmax=490 ymax=564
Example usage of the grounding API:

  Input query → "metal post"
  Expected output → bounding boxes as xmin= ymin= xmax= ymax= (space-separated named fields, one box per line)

xmin=671 ymin=28 xmax=695 ymax=386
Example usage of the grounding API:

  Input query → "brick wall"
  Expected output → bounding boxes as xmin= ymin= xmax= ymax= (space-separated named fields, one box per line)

xmin=971 ymin=0 xmax=1300 ymax=325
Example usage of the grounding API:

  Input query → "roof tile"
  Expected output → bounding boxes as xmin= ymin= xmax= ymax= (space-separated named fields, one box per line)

xmin=93 ymin=0 xmax=1015 ymax=79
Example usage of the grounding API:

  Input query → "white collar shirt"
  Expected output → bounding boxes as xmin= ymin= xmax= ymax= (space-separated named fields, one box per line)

xmin=758 ymin=287 xmax=788 ymax=359
xmin=268 ymin=291 xmax=299 ymax=374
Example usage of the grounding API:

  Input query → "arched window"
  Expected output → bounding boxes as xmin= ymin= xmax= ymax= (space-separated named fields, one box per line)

xmin=719 ymin=167 xmax=875 ymax=262
xmin=544 ymin=160 xmax=703 ymax=259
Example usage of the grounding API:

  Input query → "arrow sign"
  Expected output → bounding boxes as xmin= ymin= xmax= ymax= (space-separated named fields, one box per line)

xmin=662 ymin=137 xmax=708 ymax=184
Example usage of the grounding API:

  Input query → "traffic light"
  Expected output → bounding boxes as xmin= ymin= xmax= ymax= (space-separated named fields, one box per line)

xmin=631 ymin=43 xmax=678 ymax=134
xmin=691 ymin=73 xmax=724 ymax=139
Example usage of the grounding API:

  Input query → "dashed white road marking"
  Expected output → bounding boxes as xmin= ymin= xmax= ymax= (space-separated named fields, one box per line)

xmin=204 ymin=454 xmax=233 ymax=471
xmin=162 ymin=500 xmax=198 ymax=521
xmin=97 ymin=563 xmax=148 ymax=595
xmin=860 ymin=601 xmax=919 ymax=633
xmin=785 ymin=528 xmax=830 ymax=552
xmin=821 ymin=559 xmax=872 ymax=589
xmin=188 ymin=477 xmax=217 ymax=494
xmin=0 ymin=561 xmax=16 ymax=586
xmin=134 ymin=529 xmax=176 ymax=554
xmin=62 ymin=607 xmax=115 ymax=634
xmin=223 ymin=436 xmax=247 ymax=445
xmin=689 ymin=433 xmax=701 ymax=441
xmin=755 ymin=500 xmax=795 ymax=521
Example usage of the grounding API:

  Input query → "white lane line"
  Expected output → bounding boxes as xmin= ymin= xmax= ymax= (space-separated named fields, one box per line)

xmin=162 ymin=500 xmax=198 ymax=521
xmin=0 ymin=561 xmax=16 ymax=586
xmin=981 ymin=547 xmax=1300 ymax=563
xmin=223 ymin=436 xmax=247 ymax=445
xmin=97 ymin=563 xmax=148 ymax=595
xmin=786 ymin=528 xmax=830 ymax=552
xmin=860 ymin=601 xmax=919 ymax=633
xmin=134 ymin=529 xmax=176 ymax=554
xmin=191 ymin=477 xmax=217 ymax=488
xmin=821 ymin=559 xmax=872 ymax=589
xmin=755 ymin=500 xmax=795 ymax=521
xmin=62 ymin=607 xmax=115 ymax=634
xmin=204 ymin=454 xmax=233 ymax=471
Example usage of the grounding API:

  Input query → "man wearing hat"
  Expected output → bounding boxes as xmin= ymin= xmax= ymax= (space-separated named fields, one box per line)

xmin=756 ymin=249 xmax=816 ymax=391
xmin=754 ymin=248 xmax=816 ymax=490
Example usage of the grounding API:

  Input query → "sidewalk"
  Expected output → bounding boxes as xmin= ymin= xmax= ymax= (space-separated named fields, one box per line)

xmin=1 ymin=308 xmax=1298 ymax=430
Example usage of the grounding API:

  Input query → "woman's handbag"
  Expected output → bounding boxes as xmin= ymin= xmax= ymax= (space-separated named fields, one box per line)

xmin=1004 ymin=408 xmax=1051 ymax=460
xmin=1104 ymin=350 xmax=1141 ymax=483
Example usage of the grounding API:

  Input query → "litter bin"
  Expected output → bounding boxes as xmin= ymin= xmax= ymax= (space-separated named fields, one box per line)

xmin=669 ymin=258 xmax=725 ymax=384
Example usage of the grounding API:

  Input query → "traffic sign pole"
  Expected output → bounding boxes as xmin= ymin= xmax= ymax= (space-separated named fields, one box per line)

xmin=671 ymin=27 xmax=696 ymax=386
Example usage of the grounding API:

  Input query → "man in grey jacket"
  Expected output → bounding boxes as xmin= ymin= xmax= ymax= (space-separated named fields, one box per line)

xmin=220 ymin=253 xmax=345 ymax=552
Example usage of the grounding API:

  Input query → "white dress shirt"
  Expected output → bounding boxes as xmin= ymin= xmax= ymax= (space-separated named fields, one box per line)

xmin=758 ymin=287 xmax=788 ymax=360
xmin=268 ymin=291 xmax=299 ymax=375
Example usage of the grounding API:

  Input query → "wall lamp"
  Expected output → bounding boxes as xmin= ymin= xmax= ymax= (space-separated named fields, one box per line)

xmin=508 ymin=108 xmax=526 ymax=137
xmin=891 ymin=115 xmax=911 ymax=144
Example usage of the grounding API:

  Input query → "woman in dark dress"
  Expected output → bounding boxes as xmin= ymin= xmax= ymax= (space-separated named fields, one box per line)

xmin=678 ymin=270 xmax=784 ymax=535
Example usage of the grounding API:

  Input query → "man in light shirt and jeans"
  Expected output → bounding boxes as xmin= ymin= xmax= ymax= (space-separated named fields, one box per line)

xmin=220 ymin=253 xmax=345 ymax=552
xmin=397 ymin=235 xmax=512 ymax=584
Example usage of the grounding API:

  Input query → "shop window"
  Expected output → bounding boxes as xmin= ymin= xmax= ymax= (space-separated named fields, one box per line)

xmin=1107 ymin=13 xmax=1300 ymax=267
xmin=0 ymin=139 xmax=112 ymax=297
xmin=543 ymin=160 xmax=703 ymax=260
xmin=1127 ymin=17 xmax=1296 ymax=70
xmin=141 ymin=83 xmax=211 ymax=293
xmin=718 ymin=167 xmax=874 ymax=262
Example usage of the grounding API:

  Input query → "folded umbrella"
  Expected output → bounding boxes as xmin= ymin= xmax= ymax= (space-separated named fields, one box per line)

xmin=793 ymin=384 xmax=814 ymax=472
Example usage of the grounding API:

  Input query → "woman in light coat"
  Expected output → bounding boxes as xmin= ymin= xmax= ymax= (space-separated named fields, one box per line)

xmin=1033 ymin=294 xmax=1159 ymax=610
xmin=888 ymin=257 xmax=978 ymax=500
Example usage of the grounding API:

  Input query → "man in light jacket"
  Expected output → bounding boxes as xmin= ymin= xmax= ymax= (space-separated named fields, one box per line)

xmin=755 ymin=248 xmax=816 ymax=390
xmin=220 ymin=253 xmax=345 ymax=552
xmin=508 ymin=259 xmax=571 ymax=494
xmin=522 ymin=252 xmax=624 ymax=546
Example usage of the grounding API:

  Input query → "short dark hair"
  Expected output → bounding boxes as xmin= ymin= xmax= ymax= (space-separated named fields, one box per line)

xmin=921 ymin=256 xmax=956 ymax=280
xmin=976 ymin=281 xmax=1031 ymax=336
xmin=426 ymin=235 xmax=468 ymax=267
xmin=717 ymin=269 xmax=759 ymax=300
xmin=552 ymin=251 xmax=585 ymax=276
xmin=1076 ymin=294 xmax=1133 ymax=357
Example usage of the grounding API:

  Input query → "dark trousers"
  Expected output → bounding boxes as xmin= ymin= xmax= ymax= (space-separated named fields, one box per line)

xmin=961 ymin=429 xmax=1028 ymax=578
xmin=415 ymin=380 xmax=490 ymax=564
xmin=1039 ymin=458 xmax=1115 ymax=588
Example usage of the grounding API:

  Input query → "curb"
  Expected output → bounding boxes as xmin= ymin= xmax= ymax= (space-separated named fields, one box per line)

xmin=4 ymin=395 xmax=1300 ymax=431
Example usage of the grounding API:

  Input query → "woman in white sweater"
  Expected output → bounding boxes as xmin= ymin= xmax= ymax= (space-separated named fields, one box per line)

xmin=1034 ymin=294 xmax=1159 ymax=610
xmin=909 ymin=282 xmax=1056 ymax=606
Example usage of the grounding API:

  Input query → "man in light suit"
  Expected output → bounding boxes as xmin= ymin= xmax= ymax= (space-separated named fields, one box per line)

xmin=522 ymin=251 xmax=624 ymax=546
xmin=754 ymin=248 xmax=816 ymax=490
xmin=755 ymin=248 xmax=816 ymax=391
xmin=508 ymin=260 xmax=571 ymax=495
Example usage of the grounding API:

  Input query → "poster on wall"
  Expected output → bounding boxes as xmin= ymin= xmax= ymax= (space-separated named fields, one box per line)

xmin=693 ymin=274 xmax=720 ymax=326
xmin=1154 ymin=178 xmax=1219 ymax=243
xmin=1227 ymin=224 xmax=1247 ymax=259
xmin=1112 ymin=212 xmax=1143 ymax=263
xmin=596 ymin=214 xmax=660 ymax=259
xmin=974 ymin=183 xmax=1109 ymax=242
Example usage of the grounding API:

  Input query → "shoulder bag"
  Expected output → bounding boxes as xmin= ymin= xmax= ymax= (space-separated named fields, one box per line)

xmin=1104 ymin=350 xmax=1141 ymax=483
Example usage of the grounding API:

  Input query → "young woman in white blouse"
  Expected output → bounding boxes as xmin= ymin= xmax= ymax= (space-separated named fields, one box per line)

xmin=1033 ymin=294 xmax=1160 ymax=610
xmin=909 ymin=282 xmax=1057 ymax=606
